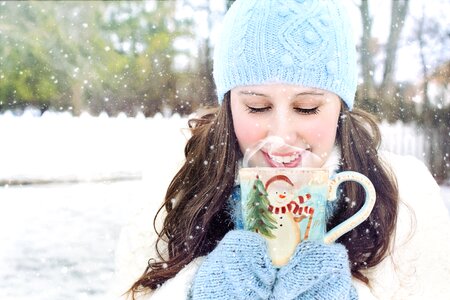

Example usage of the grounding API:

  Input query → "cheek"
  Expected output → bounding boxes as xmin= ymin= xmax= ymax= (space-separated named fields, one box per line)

xmin=232 ymin=113 xmax=266 ymax=149
xmin=302 ymin=118 xmax=338 ymax=150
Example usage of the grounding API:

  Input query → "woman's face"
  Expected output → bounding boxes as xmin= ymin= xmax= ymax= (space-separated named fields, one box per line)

xmin=230 ymin=83 xmax=341 ymax=168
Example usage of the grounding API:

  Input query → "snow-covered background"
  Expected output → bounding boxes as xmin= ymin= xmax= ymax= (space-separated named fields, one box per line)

xmin=1 ymin=110 xmax=449 ymax=299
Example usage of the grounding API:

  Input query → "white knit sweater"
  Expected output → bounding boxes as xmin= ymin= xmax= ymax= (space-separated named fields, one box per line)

xmin=113 ymin=152 xmax=450 ymax=300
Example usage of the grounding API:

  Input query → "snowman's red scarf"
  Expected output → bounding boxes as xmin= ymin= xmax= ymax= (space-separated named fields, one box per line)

xmin=268 ymin=194 xmax=312 ymax=214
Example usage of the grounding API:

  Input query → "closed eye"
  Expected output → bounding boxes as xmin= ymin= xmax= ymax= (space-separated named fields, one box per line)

xmin=245 ymin=105 xmax=271 ymax=113
xmin=245 ymin=105 xmax=320 ymax=115
xmin=294 ymin=107 xmax=320 ymax=115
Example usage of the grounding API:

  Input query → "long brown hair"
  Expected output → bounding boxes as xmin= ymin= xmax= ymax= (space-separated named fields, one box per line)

xmin=129 ymin=93 xmax=398 ymax=297
xmin=333 ymin=106 xmax=398 ymax=284
xmin=129 ymin=93 xmax=240 ymax=296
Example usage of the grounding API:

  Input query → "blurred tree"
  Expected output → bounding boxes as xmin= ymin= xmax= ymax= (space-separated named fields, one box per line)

xmin=226 ymin=0 xmax=236 ymax=10
xmin=0 ymin=2 xmax=67 ymax=112
xmin=356 ymin=0 xmax=410 ymax=121
xmin=97 ymin=1 xmax=193 ymax=116
xmin=411 ymin=3 xmax=450 ymax=183
xmin=354 ymin=0 xmax=449 ymax=181
xmin=0 ymin=1 xmax=120 ymax=115
xmin=0 ymin=1 xmax=194 ymax=117
xmin=379 ymin=0 xmax=409 ymax=101
xmin=48 ymin=2 xmax=120 ymax=116
xmin=358 ymin=0 xmax=377 ymax=103
xmin=178 ymin=0 xmax=218 ymax=109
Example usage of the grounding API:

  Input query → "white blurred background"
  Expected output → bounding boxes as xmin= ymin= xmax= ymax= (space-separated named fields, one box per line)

xmin=1 ymin=0 xmax=449 ymax=299
xmin=0 ymin=111 xmax=449 ymax=299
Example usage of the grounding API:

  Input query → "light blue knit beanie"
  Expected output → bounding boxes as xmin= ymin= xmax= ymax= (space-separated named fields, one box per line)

xmin=213 ymin=0 xmax=358 ymax=109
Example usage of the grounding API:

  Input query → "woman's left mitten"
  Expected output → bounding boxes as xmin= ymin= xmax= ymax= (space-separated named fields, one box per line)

xmin=272 ymin=241 xmax=357 ymax=300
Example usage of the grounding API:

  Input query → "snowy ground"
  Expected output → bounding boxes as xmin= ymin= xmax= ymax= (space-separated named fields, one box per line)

xmin=0 ymin=180 xmax=146 ymax=300
xmin=0 ymin=111 xmax=449 ymax=299
xmin=0 ymin=111 xmax=186 ymax=299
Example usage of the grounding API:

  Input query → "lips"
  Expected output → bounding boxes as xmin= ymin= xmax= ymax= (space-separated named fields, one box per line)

xmin=262 ymin=151 xmax=303 ymax=168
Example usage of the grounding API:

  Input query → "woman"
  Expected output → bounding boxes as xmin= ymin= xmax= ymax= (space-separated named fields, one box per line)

xmin=115 ymin=0 xmax=450 ymax=299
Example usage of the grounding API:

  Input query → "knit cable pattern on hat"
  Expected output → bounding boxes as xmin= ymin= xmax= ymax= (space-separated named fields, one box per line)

xmin=213 ymin=0 xmax=357 ymax=109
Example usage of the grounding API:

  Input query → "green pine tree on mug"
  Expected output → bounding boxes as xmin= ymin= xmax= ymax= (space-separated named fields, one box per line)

xmin=245 ymin=175 xmax=278 ymax=238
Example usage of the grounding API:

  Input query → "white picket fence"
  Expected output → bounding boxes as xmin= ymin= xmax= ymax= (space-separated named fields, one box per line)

xmin=379 ymin=121 xmax=427 ymax=161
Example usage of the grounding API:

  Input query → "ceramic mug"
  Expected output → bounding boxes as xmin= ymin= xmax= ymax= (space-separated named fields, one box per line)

xmin=239 ymin=167 xmax=376 ymax=266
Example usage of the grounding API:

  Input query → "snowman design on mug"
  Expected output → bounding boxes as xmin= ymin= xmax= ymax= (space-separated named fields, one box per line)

xmin=264 ymin=175 xmax=314 ymax=265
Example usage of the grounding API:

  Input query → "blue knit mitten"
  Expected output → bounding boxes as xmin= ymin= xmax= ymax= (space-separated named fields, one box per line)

xmin=271 ymin=241 xmax=358 ymax=300
xmin=188 ymin=230 xmax=276 ymax=300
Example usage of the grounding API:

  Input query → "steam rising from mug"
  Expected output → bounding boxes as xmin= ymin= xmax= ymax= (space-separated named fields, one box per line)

xmin=242 ymin=136 xmax=323 ymax=168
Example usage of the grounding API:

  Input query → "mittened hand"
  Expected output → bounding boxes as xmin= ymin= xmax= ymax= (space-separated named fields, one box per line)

xmin=272 ymin=241 xmax=358 ymax=300
xmin=188 ymin=230 xmax=277 ymax=300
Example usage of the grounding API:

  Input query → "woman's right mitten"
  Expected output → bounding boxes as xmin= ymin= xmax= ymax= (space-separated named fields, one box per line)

xmin=188 ymin=230 xmax=277 ymax=300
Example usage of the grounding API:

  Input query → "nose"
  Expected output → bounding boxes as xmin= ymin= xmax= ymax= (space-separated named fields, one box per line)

xmin=279 ymin=194 xmax=286 ymax=199
xmin=268 ymin=111 xmax=298 ymax=143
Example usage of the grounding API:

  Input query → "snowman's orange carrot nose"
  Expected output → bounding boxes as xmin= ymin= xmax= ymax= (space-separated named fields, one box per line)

xmin=279 ymin=194 xmax=286 ymax=199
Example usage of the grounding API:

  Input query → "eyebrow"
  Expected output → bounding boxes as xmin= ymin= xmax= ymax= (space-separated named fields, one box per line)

xmin=238 ymin=91 xmax=325 ymax=97
xmin=295 ymin=91 xmax=324 ymax=96
xmin=238 ymin=91 xmax=266 ymax=96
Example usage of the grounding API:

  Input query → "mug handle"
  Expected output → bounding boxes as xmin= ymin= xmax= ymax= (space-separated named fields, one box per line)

xmin=323 ymin=171 xmax=376 ymax=244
